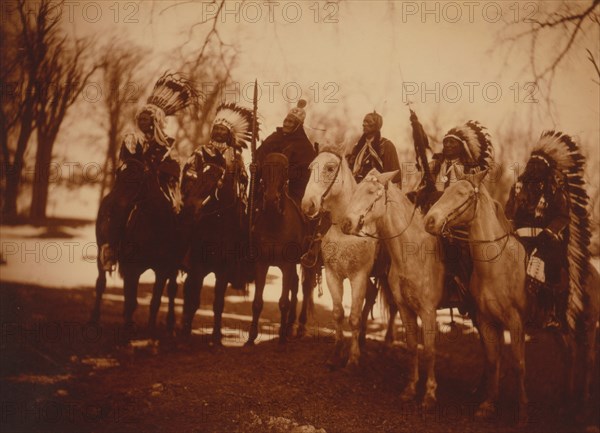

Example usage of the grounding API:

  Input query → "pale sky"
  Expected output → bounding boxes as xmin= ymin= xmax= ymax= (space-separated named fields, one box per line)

xmin=52 ymin=0 xmax=599 ymax=165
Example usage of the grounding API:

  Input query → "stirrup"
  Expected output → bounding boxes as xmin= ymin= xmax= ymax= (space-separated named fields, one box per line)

xmin=100 ymin=244 xmax=116 ymax=272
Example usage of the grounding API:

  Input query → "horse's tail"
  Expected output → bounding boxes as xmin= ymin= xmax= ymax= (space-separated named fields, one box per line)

xmin=302 ymin=266 xmax=316 ymax=317
xmin=376 ymin=277 xmax=392 ymax=324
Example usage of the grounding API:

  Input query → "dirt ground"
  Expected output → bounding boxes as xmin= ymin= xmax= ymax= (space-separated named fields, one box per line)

xmin=1 ymin=279 xmax=598 ymax=433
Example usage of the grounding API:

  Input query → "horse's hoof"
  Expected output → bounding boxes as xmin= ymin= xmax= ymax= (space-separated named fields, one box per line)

xmin=422 ymin=394 xmax=437 ymax=411
xmin=475 ymin=401 xmax=497 ymax=420
xmin=296 ymin=327 xmax=305 ymax=339
xmin=244 ymin=340 xmax=255 ymax=348
xmin=325 ymin=357 xmax=340 ymax=371
xmin=345 ymin=360 xmax=363 ymax=376
xmin=399 ymin=386 xmax=416 ymax=403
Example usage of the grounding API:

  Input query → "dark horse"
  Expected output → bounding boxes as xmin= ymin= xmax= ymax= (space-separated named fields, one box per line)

xmin=181 ymin=156 xmax=250 ymax=344
xmin=246 ymin=153 xmax=316 ymax=345
xmin=92 ymin=159 xmax=182 ymax=333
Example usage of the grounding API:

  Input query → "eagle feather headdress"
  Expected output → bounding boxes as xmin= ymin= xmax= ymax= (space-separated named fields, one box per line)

xmin=443 ymin=121 xmax=495 ymax=170
xmin=530 ymin=130 xmax=591 ymax=331
xmin=213 ymin=103 xmax=258 ymax=149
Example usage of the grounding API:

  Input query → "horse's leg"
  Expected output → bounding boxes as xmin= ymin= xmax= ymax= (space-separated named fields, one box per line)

xmin=91 ymin=259 xmax=106 ymax=322
xmin=475 ymin=317 xmax=503 ymax=420
xmin=211 ymin=273 xmax=228 ymax=346
xmin=347 ymin=273 xmax=368 ymax=370
xmin=297 ymin=266 xmax=315 ymax=339
xmin=122 ymin=270 xmax=140 ymax=330
xmin=277 ymin=266 xmax=294 ymax=344
xmin=285 ymin=264 xmax=300 ymax=339
xmin=582 ymin=315 xmax=598 ymax=413
xmin=325 ymin=272 xmax=345 ymax=370
xmin=398 ymin=304 xmax=419 ymax=403
xmin=382 ymin=279 xmax=398 ymax=348
xmin=421 ymin=309 xmax=439 ymax=410
xmin=148 ymin=272 xmax=168 ymax=334
xmin=360 ymin=279 xmax=378 ymax=348
xmin=166 ymin=274 xmax=178 ymax=334
xmin=182 ymin=269 xmax=202 ymax=336
xmin=246 ymin=261 xmax=269 ymax=346
xmin=507 ymin=311 xmax=528 ymax=423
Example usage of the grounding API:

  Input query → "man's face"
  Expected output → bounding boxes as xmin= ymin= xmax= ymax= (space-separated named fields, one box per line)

xmin=362 ymin=116 xmax=378 ymax=136
xmin=137 ymin=112 xmax=154 ymax=136
xmin=282 ymin=115 xmax=299 ymax=134
xmin=211 ymin=124 xmax=230 ymax=143
xmin=523 ymin=159 xmax=550 ymax=184
xmin=442 ymin=137 xmax=464 ymax=159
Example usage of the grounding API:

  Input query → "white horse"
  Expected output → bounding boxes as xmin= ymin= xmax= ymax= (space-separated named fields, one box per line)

xmin=340 ymin=169 xmax=445 ymax=409
xmin=301 ymin=147 xmax=391 ymax=370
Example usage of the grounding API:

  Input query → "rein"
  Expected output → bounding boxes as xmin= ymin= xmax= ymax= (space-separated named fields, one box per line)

xmin=440 ymin=179 xmax=512 ymax=261
xmin=318 ymin=152 xmax=343 ymax=211
xmin=353 ymin=182 xmax=418 ymax=240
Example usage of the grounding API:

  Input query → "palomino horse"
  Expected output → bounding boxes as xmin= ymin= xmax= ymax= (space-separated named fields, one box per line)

xmin=92 ymin=159 xmax=182 ymax=333
xmin=246 ymin=153 xmax=316 ymax=345
xmin=424 ymin=169 xmax=600 ymax=419
xmin=301 ymin=147 xmax=396 ymax=370
xmin=181 ymin=155 xmax=251 ymax=344
xmin=340 ymin=169 xmax=445 ymax=409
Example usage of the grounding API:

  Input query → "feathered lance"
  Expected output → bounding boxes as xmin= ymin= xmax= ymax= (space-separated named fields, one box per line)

xmin=409 ymin=108 xmax=437 ymax=211
xmin=248 ymin=79 xmax=258 ymax=254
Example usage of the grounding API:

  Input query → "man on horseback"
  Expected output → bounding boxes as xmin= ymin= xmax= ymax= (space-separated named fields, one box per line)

xmin=416 ymin=121 xmax=495 ymax=311
xmin=99 ymin=73 xmax=198 ymax=271
xmin=254 ymin=99 xmax=316 ymax=207
xmin=300 ymin=111 xmax=400 ymax=269
xmin=180 ymin=102 xmax=254 ymax=288
xmin=182 ymin=102 xmax=251 ymax=201
xmin=505 ymin=132 xmax=588 ymax=328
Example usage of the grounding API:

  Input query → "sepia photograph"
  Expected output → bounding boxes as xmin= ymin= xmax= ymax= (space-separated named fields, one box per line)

xmin=1 ymin=1 xmax=599 ymax=432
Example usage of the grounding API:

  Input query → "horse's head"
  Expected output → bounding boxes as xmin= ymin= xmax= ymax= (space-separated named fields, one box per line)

xmin=156 ymin=159 xmax=183 ymax=214
xmin=340 ymin=169 xmax=398 ymax=235
xmin=424 ymin=169 xmax=488 ymax=235
xmin=182 ymin=162 xmax=225 ymax=217
xmin=301 ymin=149 xmax=345 ymax=219
xmin=261 ymin=153 xmax=289 ymax=215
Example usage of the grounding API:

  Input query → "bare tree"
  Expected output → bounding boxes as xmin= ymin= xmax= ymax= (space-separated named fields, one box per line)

xmin=497 ymin=0 xmax=599 ymax=100
xmin=0 ymin=0 xmax=43 ymax=221
xmin=27 ymin=0 xmax=97 ymax=221
xmin=97 ymin=39 xmax=148 ymax=203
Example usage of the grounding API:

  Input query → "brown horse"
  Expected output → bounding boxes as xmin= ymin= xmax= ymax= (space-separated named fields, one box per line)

xmin=340 ymin=169 xmax=445 ymax=409
xmin=92 ymin=159 xmax=182 ymax=334
xmin=424 ymin=169 xmax=600 ymax=420
xmin=301 ymin=147 xmax=397 ymax=370
xmin=180 ymin=157 xmax=251 ymax=345
xmin=246 ymin=153 xmax=316 ymax=345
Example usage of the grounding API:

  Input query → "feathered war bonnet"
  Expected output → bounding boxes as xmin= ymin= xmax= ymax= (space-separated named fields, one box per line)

xmin=212 ymin=102 xmax=259 ymax=149
xmin=136 ymin=72 xmax=200 ymax=147
xmin=443 ymin=121 xmax=494 ymax=169
xmin=528 ymin=131 xmax=591 ymax=331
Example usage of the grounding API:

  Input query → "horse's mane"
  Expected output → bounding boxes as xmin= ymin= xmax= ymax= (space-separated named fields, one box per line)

xmin=479 ymin=183 xmax=512 ymax=233
xmin=318 ymin=142 xmax=347 ymax=158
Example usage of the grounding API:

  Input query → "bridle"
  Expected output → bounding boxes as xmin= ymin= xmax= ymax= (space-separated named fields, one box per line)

xmin=439 ymin=178 xmax=511 ymax=262
xmin=353 ymin=177 xmax=417 ymax=240
xmin=317 ymin=151 xmax=343 ymax=213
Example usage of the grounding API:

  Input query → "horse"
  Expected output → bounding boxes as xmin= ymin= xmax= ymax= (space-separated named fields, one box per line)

xmin=92 ymin=159 xmax=182 ymax=334
xmin=301 ymin=147 xmax=397 ymax=370
xmin=423 ymin=169 xmax=600 ymax=420
xmin=246 ymin=153 xmax=316 ymax=345
xmin=340 ymin=169 xmax=446 ymax=409
xmin=180 ymin=153 xmax=251 ymax=345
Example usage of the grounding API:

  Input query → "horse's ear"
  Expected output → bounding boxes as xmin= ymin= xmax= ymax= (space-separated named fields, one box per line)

xmin=472 ymin=168 xmax=489 ymax=186
xmin=375 ymin=170 xmax=399 ymax=185
xmin=365 ymin=168 xmax=381 ymax=180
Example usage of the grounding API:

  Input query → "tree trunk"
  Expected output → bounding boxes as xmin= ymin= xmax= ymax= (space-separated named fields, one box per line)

xmin=29 ymin=135 xmax=54 ymax=222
